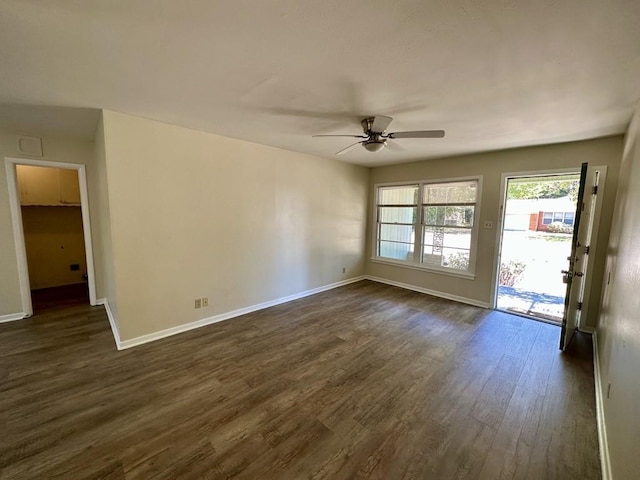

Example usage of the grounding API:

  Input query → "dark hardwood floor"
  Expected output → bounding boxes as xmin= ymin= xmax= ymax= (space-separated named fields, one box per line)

xmin=0 ymin=280 xmax=600 ymax=479
xmin=31 ymin=283 xmax=89 ymax=313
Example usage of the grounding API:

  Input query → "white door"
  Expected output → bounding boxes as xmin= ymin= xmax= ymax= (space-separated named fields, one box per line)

xmin=560 ymin=163 xmax=589 ymax=350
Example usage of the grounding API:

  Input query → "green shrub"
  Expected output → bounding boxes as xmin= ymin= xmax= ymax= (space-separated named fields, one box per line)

xmin=546 ymin=221 xmax=573 ymax=234
xmin=444 ymin=251 xmax=469 ymax=270
xmin=499 ymin=260 xmax=526 ymax=287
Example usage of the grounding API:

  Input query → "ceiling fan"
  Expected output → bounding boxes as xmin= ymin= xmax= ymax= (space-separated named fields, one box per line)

xmin=313 ymin=115 xmax=445 ymax=155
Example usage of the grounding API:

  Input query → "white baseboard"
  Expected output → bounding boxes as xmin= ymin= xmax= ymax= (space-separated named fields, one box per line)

xmin=100 ymin=274 xmax=488 ymax=350
xmin=592 ymin=331 xmax=612 ymax=480
xmin=96 ymin=297 xmax=122 ymax=350
xmin=116 ymin=276 xmax=366 ymax=350
xmin=0 ymin=312 xmax=27 ymax=323
xmin=364 ymin=275 xmax=491 ymax=309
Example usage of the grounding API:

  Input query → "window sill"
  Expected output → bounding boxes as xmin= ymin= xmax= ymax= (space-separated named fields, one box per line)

xmin=370 ymin=257 xmax=476 ymax=280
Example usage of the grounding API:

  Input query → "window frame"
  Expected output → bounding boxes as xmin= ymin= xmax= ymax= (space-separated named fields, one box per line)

xmin=371 ymin=176 xmax=482 ymax=279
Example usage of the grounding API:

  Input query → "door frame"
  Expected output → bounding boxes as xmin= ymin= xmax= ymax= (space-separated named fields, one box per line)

xmin=490 ymin=165 xmax=607 ymax=330
xmin=5 ymin=157 xmax=97 ymax=317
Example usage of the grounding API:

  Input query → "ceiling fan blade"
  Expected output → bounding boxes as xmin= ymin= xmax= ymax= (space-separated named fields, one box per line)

xmin=387 ymin=130 xmax=445 ymax=139
xmin=312 ymin=134 xmax=367 ymax=138
xmin=370 ymin=115 xmax=393 ymax=133
xmin=335 ymin=142 xmax=363 ymax=155
xmin=384 ymin=140 xmax=405 ymax=152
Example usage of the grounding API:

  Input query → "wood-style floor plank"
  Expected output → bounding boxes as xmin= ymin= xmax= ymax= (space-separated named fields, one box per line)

xmin=0 ymin=280 xmax=600 ymax=479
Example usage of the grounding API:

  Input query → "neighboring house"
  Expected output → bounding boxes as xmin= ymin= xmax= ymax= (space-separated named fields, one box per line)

xmin=504 ymin=196 xmax=576 ymax=232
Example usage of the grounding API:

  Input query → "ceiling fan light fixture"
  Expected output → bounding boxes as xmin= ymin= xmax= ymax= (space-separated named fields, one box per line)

xmin=363 ymin=141 xmax=385 ymax=152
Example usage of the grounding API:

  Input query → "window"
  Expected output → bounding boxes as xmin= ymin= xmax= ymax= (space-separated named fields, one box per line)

xmin=542 ymin=211 xmax=574 ymax=226
xmin=376 ymin=185 xmax=418 ymax=261
xmin=374 ymin=179 xmax=480 ymax=276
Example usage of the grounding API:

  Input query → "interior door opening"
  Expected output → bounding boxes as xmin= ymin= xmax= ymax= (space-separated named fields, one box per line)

xmin=6 ymin=157 xmax=97 ymax=318
xmin=17 ymin=165 xmax=89 ymax=313
xmin=495 ymin=172 xmax=582 ymax=324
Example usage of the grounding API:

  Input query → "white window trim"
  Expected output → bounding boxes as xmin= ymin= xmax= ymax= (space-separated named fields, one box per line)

xmin=371 ymin=176 xmax=483 ymax=279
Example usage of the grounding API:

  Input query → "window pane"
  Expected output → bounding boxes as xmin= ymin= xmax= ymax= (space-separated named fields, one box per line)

xmin=424 ymin=206 xmax=474 ymax=227
xmin=423 ymin=226 xmax=444 ymax=254
xmin=422 ymin=248 xmax=444 ymax=267
xmin=564 ymin=212 xmax=574 ymax=225
xmin=379 ymin=185 xmax=418 ymax=205
xmin=422 ymin=248 xmax=470 ymax=270
xmin=443 ymin=249 xmax=470 ymax=270
xmin=553 ymin=212 xmax=563 ymax=222
xmin=423 ymin=228 xmax=434 ymax=246
xmin=379 ymin=206 xmax=416 ymax=223
xmin=423 ymin=227 xmax=471 ymax=250
xmin=543 ymin=212 xmax=553 ymax=224
xmin=423 ymin=180 xmax=477 ymax=204
xmin=378 ymin=241 xmax=414 ymax=261
xmin=424 ymin=206 xmax=445 ymax=226
xmin=443 ymin=228 xmax=472 ymax=249
xmin=379 ymin=224 xmax=414 ymax=243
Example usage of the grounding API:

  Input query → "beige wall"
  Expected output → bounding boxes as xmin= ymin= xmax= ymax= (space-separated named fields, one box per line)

xmin=0 ymin=130 xmax=103 ymax=316
xmin=596 ymin=104 xmax=640 ymax=480
xmin=21 ymin=206 xmax=87 ymax=289
xmin=366 ymin=136 xmax=622 ymax=328
xmin=101 ymin=110 xmax=369 ymax=341
xmin=92 ymin=114 xmax=119 ymax=325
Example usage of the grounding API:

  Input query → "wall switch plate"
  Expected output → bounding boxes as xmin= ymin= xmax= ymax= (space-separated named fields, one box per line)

xmin=202 ymin=297 xmax=209 ymax=307
xmin=195 ymin=298 xmax=201 ymax=309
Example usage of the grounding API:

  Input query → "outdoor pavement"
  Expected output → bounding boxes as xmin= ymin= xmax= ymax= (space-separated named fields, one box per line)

xmin=497 ymin=285 xmax=564 ymax=323
xmin=497 ymin=230 xmax=571 ymax=323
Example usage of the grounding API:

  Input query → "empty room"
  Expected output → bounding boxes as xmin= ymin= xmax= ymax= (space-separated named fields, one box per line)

xmin=1 ymin=2 xmax=639 ymax=479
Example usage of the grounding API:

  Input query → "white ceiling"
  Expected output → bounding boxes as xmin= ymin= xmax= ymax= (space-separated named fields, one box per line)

xmin=1 ymin=0 xmax=639 ymax=166
xmin=0 ymin=104 xmax=100 ymax=141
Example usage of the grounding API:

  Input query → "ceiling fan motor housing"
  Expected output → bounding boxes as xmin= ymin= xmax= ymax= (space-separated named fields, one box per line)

xmin=363 ymin=139 xmax=386 ymax=152
xmin=362 ymin=117 xmax=381 ymax=134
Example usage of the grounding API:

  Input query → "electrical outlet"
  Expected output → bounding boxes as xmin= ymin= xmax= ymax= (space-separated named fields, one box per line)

xmin=195 ymin=298 xmax=201 ymax=309
xmin=607 ymin=382 xmax=612 ymax=399
xmin=202 ymin=297 xmax=209 ymax=307
xmin=342 ymin=267 xmax=346 ymax=274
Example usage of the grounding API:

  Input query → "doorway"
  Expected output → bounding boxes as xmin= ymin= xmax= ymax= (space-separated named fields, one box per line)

xmin=495 ymin=172 xmax=581 ymax=324
xmin=5 ymin=157 xmax=97 ymax=317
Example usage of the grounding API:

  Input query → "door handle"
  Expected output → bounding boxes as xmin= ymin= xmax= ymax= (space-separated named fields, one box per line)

xmin=574 ymin=272 xmax=584 ymax=277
